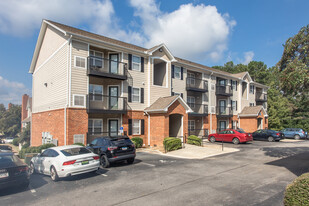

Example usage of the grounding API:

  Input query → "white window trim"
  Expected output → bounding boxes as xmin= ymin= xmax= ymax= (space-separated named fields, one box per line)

xmin=74 ymin=56 xmax=86 ymax=69
xmin=89 ymin=84 xmax=103 ymax=101
xmin=188 ymin=120 xmax=195 ymax=130
xmin=174 ymin=65 xmax=181 ymax=79
xmin=132 ymin=87 xmax=141 ymax=103
xmin=219 ymin=120 xmax=228 ymax=130
xmin=90 ymin=50 xmax=104 ymax=68
xmin=232 ymin=80 xmax=237 ymax=91
xmin=132 ymin=119 xmax=141 ymax=135
xmin=132 ymin=55 xmax=141 ymax=71
xmin=187 ymin=72 xmax=195 ymax=85
xmin=73 ymin=134 xmax=85 ymax=144
xmin=89 ymin=119 xmax=103 ymax=134
xmin=73 ymin=94 xmax=86 ymax=107
xmin=250 ymin=85 xmax=255 ymax=94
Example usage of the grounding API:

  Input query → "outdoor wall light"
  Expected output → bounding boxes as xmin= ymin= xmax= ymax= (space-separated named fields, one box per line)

xmin=44 ymin=83 xmax=48 ymax=87
xmin=159 ymin=48 xmax=163 ymax=52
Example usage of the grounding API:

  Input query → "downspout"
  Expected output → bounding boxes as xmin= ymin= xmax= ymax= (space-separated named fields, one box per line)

xmin=209 ymin=72 xmax=213 ymax=133
xmin=65 ymin=35 xmax=72 ymax=146
xmin=145 ymin=111 xmax=150 ymax=146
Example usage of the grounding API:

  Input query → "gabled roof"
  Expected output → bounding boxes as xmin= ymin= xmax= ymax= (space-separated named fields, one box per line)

xmin=146 ymin=43 xmax=176 ymax=61
xmin=144 ymin=96 xmax=192 ymax=113
xmin=231 ymin=72 xmax=247 ymax=79
xmin=239 ymin=106 xmax=268 ymax=117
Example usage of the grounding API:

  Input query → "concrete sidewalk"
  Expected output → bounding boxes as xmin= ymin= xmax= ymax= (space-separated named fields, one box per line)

xmin=138 ymin=144 xmax=239 ymax=159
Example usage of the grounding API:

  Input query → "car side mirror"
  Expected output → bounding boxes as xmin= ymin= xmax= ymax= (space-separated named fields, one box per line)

xmin=37 ymin=153 xmax=41 ymax=157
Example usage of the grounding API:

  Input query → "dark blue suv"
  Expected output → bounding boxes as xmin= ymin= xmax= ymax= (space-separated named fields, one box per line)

xmin=280 ymin=128 xmax=308 ymax=140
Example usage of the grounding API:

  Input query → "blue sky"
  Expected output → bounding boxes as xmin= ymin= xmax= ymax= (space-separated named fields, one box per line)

xmin=0 ymin=0 xmax=308 ymax=106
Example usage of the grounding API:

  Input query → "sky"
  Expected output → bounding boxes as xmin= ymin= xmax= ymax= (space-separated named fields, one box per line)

xmin=0 ymin=0 xmax=308 ymax=106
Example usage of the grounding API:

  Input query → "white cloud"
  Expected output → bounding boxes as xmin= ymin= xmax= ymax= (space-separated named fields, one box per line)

xmin=241 ymin=51 xmax=254 ymax=65
xmin=130 ymin=1 xmax=236 ymax=62
xmin=0 ymin=76 xmax=30 ymax=106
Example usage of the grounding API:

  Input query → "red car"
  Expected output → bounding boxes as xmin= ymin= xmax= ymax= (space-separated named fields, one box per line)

xmin=208 ymin=129 xmax=253 ymax=144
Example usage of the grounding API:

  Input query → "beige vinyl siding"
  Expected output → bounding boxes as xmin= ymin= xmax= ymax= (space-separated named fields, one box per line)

xmin=35 ymin=25 xmax=68 ymax=70
xmin=32 ymin=44 xmax=68 ymax=113
xmin=248 ymin=83 xmax=256 ymax=106
xmin=171 ymin=64 xmax=186 ymax=100
xmin=71 ymin=40 xmax=88 ymax=107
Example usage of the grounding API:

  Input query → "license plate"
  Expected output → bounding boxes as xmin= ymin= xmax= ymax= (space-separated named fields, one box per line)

xmin=122 ymin=147 xmax=128 ymax=150
xmin=0 ymin=172 xmax=9 ymax=178
xmin=81 ymin=160 xmax=89 ymax=165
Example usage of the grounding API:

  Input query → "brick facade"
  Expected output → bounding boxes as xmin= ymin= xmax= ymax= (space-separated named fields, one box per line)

xmin=123 ymin=111 xmax=148 ymax=145
xmin=66 ymin=108 xmax=88 ymax=145
xmin=239 ymin=111 xmax=268 ymax=133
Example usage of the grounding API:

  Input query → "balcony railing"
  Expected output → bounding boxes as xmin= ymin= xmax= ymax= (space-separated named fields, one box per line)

xmin=187 ymin=103 xmax=208 ymax=116
xmin=87 ymin=56 xmax=127 ymax=80
xmin=216 ymin=106 xmax=233 ymax=117
xmin=188 ymin=129 xmax=209 ymax=137
xmin=86 ymin=94 xmax=127 ymax=114
xmin=256 ymin=92 xmax=267 ymax=102
xmin=216 ymin=85 xmax=233 ymax=96
xmin=186 ymin=77 xmax=208 ymax=92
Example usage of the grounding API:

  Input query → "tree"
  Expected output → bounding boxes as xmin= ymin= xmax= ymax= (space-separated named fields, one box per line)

xmin=0 ymin=104 xmax=21 ymax=137
xmin=20 ymin=123 xmax=31 ymax=144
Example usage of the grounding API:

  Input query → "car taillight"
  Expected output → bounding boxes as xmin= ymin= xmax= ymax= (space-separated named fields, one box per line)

xmin=93 ymin=156 xmax=99 ymax=160
xmin=18 ymin=167 xmax=28 ymax=172
xmin=108 ymin=146 xmax=118 ymax=151
xmin=276 ymin=133 xmax=280 ymax=136
xmin=63 ymin=160 xmax=76 ymax=166
xmin=302 ymin=131 xmax=305 ymax=134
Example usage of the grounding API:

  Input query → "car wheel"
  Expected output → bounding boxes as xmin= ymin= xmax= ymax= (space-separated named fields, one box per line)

xmin=232 ymin=138 xmax=240 ymax=145
xmin=29 ymin=162 xmax=35 ymax=174
xmin=268 ymin=136 xmax=274 ymax=142
xmin=294 ymin=135 xmax=300 ymax=140
xmin=100 ymin=155 xmax=110 ymax=168
xmin=209 ymin=136 xmax=216 ymax=143
xmin=50 ymin=166 xmax=59 ymax=182
xmin=127 ymin=158 xmax=134 ymax=164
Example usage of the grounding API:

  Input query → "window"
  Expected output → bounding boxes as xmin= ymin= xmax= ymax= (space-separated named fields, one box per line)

xmin=218 ymin=79 xmax=226 ymax=86
xmin=88 ymin=119 xmax=103 ymax=135
xmin=174 ymin=66 xmax=181 ymax=79
xmin=74 ymin=56 xmax=86 ymax=68
xmin=132 ymin=55 xmax=141 ymax=71
xmin=187 ymin=73 xmax=195 ymax=85
xmin=231 ymin=81 xmax=237 ymax=90
xmin=132 ymin=88 xmax=140 ymax=102
xmin=188 ymin=120 xmax=195 ymax=131
xmin=231 ymin=101 xmax=237 ymax=111
xmin=133 ymin=119 xmax=140 ymax=135
xmin=250 ymin=85 xmax=255 ymax=94
xmin=73 ymin=95 xmax=85 ymax=107
xmin=187 ymin=96 xmax=195 ymax=108
xmin=90 ymin=50 xmax=103 ymax=68
xmin=232 ymin=121 xmax=237 ymax=129
xmin=89 ymin=84 xmax=103 ymax=101
xmin=73 ymin=134 xmax=85 ymax=144
xmin=250 ymin=103 xmax=255 ymax=107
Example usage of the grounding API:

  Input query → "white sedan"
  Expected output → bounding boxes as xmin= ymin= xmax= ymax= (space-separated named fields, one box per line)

xmin=30 ymin=145 xmax=100 ymax=181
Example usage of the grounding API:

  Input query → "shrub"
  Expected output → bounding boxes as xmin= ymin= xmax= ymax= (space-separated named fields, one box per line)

xmin=19 ymin=143 xmax=56 ymax=159
xmin=72 ymin=143 xmax=85 ymax=146
xmin=163 ymin=137 xmax=182 ymax=152
xmin=22 ymin=143 xmax=30 ymax=149
xmin=187 ymin=135 xmax=202 ymax=146
xmin=12 ymin=138 xmax=19 ymax=146
xmin=284 ymin=172 xmax=309 ymax=206
xmin=131 ymin=137 xmax=143 ymax=148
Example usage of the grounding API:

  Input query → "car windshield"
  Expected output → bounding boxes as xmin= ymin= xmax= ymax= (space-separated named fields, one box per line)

xmin=0 ymin=154 xmax=18 ymax=167
xmin=0 ymin=145 xmax=12 ymax=150
xmin=236 ymin=130 xmax=246 ymax=133
xmin=110 ymin=138 xmax=132 ymax=146
xmin=61 ymin=147 xmax=91 ymax=156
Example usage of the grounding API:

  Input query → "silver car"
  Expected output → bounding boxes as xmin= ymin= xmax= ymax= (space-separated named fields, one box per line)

xmin=30 ymin=145 xmax=100 ymax=181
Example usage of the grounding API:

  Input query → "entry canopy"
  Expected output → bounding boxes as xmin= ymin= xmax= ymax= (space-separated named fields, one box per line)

xmin=144 ymin=96 xmax=192 ymax=113
xmin=239 ymin=106 xmax=268 ymax=117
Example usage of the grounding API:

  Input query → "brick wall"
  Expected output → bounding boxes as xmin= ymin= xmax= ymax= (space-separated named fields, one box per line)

xmin=239 ymin=117 xmax=257 ymax=133
xmin=123 ymin=111 xmax=148 ymax=145
xmin=31 ymin=109 xmax=65 ymax=146
xmin=66 ymin=108 xmax=88 ymax=145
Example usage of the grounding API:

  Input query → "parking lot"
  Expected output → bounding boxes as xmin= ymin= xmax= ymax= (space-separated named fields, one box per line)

xmin=1 ymin=140 xmax=309 ymax=206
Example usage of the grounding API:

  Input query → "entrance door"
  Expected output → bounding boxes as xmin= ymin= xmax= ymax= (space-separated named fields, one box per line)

xmin=257 ymin=118 xmax=262 ymax=129
xmin=109 ymin=54 xmax=119 ymax=74
xmin=219 ymin=121 xmax=227 ymax=131
xmin=219 ymin=100 xmax=226 ymax=114
xmin=109 ymin=119 xmax=118 ymax=137
xmin=109 ymin=86 xmax=119 ymax=110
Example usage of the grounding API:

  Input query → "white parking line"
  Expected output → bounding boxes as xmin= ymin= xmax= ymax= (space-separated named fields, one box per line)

xmin=101 ymin=174 xmax=108 ymax=177
xmin=140 ymin=162 xmax=155 ymax=167
xmin=30 ymin=189 xmax=36 ymax=193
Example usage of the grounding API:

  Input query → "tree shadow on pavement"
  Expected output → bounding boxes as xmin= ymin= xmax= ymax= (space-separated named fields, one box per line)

xmin=263 ymin=147 xmax=309 ymax=176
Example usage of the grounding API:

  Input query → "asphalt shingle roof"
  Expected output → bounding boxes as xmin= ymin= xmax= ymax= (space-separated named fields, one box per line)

xmin=144 ymin=96 xmax=178 ymax=111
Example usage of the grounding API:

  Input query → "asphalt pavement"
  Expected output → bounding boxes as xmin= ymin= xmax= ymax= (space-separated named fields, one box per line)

xmin=1 ymin=140 xmax=309 ymax=206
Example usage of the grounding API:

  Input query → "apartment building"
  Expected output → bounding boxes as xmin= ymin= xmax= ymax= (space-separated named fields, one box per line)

xmin=29 ymin=20 xmax=268 ymax=147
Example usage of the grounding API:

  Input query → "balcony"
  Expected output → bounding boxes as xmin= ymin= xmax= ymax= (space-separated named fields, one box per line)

xmin=216 ymin=85 xmax=233 ymax=96
xmin=86 ymin=94 xmax=127 ymax=114
xmin=216 ymin=106 xmax=233 ymax=117
xmin=187 ymin=103 xmax=208 ymax=116
xmin=256 ymin=92 xmax=267 ymax=102
xmin=87 ymin=56 xmax=127 ymax=80
xmin=188 ymin=129 xmax=209 ymax=137
xmin=186 ymin=77 xmax=208 ymax=92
